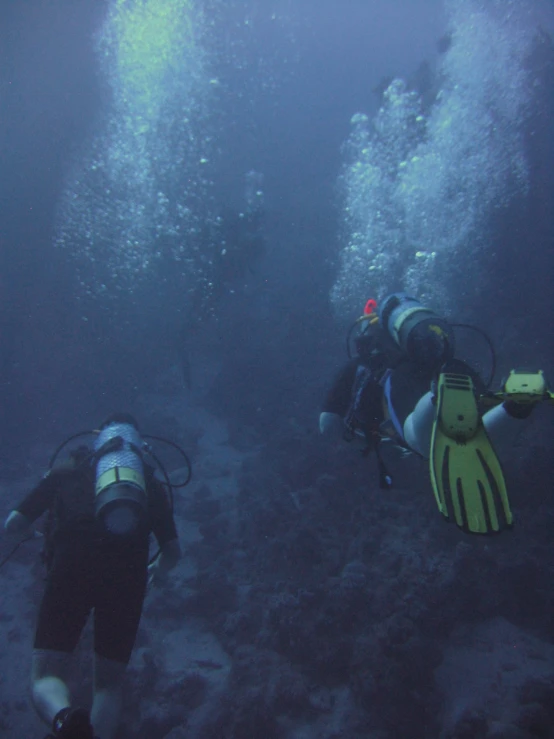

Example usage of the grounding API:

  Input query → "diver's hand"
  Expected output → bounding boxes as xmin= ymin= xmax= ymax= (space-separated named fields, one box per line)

xmin=319 ymin=412 xmax=344 ymax=440
xmin=148 ymin=559 xmax=169 ymax=588
xmin=319 ymin=413 xmax=368 ymax=450
xmin=4 ymin=510 xmax=32 ymax=536
xmin=148 ymin=539 xmax=181 ymax=588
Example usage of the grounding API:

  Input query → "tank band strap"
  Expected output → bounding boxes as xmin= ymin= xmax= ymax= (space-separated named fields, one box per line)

xmin=95 ymin=466 xmax=145 ymax=496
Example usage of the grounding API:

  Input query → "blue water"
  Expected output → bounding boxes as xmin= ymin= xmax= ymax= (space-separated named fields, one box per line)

xmin=0 ymin=2 xmax=553 ymax=735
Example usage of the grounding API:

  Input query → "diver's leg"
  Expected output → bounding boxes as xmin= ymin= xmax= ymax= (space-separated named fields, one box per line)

xmin=92 ymin=547 xmax=147 ymax=738
xmin=404 ymin=392 xmax=534 ymax=457
xmin=403 ymin=391 xmax=435 ymax=458
xmin=31 ymin=648 xmax=73 ymax=726
xmin=32 ymin=545 xmax=92 ymax=732
xmin=91 ymin=654 xmax=126 ymax=739
xmin=482 ymin=403 xmax=530 ymax=456
xmin=483 ymin=369 xmax=547 ymax=455
xmin=404 ymin=391 xmax=535 ymax=461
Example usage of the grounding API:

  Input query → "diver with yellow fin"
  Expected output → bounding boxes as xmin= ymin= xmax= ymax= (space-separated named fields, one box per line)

xmin=320 ymin=292 xmax=553 ymax=535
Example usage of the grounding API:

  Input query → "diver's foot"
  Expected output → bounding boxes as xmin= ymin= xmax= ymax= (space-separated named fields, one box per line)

xmin=49 ymin=707 xmax=95 ymax=739
xmin=502 ymin=370 xmax=548 ymax=418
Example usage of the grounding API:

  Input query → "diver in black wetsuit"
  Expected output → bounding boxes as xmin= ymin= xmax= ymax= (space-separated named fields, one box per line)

xmin=4 ymin=413 xmax=181 ymax=739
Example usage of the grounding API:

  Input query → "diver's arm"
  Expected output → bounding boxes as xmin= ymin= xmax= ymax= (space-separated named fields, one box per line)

xmin=320 ymin=360 xmax=360 ymax=440
xmin=319 ymin=411 xmax=371 ymax=450
xmin=156 ymin=538 xmax=181 ymax=570
xmin=321 ymin=360 xmax=380 ymax=450
xmin=4 ymin=475 xmax=56 ymax=535
xmin=148 ymin=539 xmax=181 ymax=586
xmin=4 ymin=510 xmax=32 ymax=535
xmin=148 ymin=476 xmax=181 ymax=586
xmin=322 ymin=360 xmax=358 ymax=415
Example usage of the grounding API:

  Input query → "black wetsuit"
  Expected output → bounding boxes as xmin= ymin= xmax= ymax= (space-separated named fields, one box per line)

xmin=323 ymin=358 xmax=433 ymax=444
xmin=323 ymin=355 xmax=484 ymax=447
xmin=16 ymin=463 xmax=177 ymax=664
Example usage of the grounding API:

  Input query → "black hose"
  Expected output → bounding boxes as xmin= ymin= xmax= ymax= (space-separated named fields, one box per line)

xmin=143 ymin=435 xmax=192 ymax=488
xmin=48 ymin=431 xmax=95 ymax=470
xmin=144 ymin=447 xmax=174 ymax=513
xmin=0 ymin=533 xmax=40 ymax=571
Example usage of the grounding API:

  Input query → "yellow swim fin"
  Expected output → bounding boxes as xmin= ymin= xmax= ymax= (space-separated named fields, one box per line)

xmin=430 ymin=373 xmax=512 ymax=534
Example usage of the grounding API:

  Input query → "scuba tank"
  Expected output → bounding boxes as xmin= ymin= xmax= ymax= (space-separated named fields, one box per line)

xmin=0 ymin=419 xmax=193 ymax=573
xmin=378 ymin=292 xmax=455 ymax=371
xmin=93 ymin=421 xmax=148 ymax=536
xmin=47 ymin=419 xmax=192 ymax=525
xmin=346 ymin=298 xmax=401 ymax=371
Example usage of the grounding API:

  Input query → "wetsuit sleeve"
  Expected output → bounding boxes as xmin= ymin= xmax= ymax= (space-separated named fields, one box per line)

xmin=322 ymin=360 xmax=359 ymax=417
xmin=15 ymin=474 xmax=58 ymax=523
xmin=149 ymin=478 xmax=178 ymax=548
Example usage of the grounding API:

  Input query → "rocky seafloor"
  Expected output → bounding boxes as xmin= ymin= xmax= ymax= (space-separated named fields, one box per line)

xmin=1 ymin=389 xmax=553 ymax=739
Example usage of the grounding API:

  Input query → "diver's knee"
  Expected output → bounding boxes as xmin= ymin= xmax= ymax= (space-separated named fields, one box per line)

xmin=483 ymin=403 xmax=529 ymax=454
xmin=403 ymin=392 xmax=435 ymax=458
xmin=403 ymin=414 xmax=419 ymax=455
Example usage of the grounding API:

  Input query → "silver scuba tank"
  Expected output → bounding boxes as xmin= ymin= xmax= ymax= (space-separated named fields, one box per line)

xmin=94 ymin=422 xmax=147 ymax=536
xmin=379 ymin=292 xmax=455 ymax=369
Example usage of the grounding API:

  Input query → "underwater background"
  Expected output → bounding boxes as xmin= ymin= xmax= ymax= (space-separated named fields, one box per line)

xmin=1 ymin=0 xmax=553 ymax=737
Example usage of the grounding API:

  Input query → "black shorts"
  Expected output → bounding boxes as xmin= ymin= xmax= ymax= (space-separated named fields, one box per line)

xmin=34 ymin=533 xmax=149 ymax=664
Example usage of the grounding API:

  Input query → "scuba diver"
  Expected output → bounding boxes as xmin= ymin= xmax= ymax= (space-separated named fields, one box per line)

xmin=3 ymin=413 xmax=191 ymax=739
xmin=320 ymin=293 xmax=553 ymax=535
